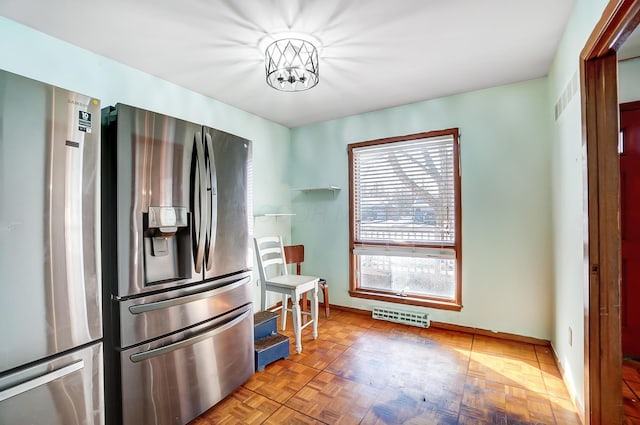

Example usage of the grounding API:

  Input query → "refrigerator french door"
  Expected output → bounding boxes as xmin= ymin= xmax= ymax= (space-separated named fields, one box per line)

xmin=102 ymin=104 xmax=252 ymax=298
xmin=101 ymin=104 xmax=254 ymax=425
xmin=0 ymin=70 xmax=103 ymax=424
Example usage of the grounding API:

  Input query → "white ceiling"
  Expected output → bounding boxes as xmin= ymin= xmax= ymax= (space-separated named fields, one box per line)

xmin=1 ymin=0 xmax=576 ymax=128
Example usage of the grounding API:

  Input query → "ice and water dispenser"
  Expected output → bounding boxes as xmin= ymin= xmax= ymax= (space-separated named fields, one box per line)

xmin=143 ymin=206 xmax=192 ymax=284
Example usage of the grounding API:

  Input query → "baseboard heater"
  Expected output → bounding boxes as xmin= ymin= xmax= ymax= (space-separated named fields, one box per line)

xmin=372 ymin=307 xmax=430 ymax=328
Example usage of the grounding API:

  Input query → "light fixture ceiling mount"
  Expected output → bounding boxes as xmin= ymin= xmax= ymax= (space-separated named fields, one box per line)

xmin=261 ymin=32 xmax=320 ymax=92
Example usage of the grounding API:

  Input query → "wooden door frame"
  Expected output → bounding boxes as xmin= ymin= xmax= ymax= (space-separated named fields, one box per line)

xmin=581 ymin=1 xmax=640 ymax=423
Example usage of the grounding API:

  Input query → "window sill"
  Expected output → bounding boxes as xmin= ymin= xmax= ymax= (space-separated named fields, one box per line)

xmin=349 ymin=289 xmax=462 ymax=311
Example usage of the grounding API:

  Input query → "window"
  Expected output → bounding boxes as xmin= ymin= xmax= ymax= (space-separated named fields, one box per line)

xmin=348 ymin=129 xmax=462 ymax=310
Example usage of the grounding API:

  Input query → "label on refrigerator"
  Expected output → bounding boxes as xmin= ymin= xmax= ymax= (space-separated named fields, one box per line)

xmin=78 ymin=111 xmax=92 ymax=133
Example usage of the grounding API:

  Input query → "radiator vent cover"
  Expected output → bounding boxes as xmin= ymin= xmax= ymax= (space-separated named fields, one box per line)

xmin=372 ymin=307 xmax=430 ymax=328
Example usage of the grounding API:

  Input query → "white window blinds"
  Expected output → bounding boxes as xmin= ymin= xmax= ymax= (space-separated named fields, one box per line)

xmin=352 ymin=134 xmax=456 ymax=246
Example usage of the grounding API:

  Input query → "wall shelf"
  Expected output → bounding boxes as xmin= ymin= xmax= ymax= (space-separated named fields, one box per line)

xmin=292 ymin=185 xmax=341 ymax=193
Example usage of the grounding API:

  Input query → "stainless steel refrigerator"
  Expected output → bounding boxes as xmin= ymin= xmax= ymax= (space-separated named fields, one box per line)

xmin=0 ymin=70 xmax=104 ymax=424
xmin=101 ymin=104 xmax=254 ymax=425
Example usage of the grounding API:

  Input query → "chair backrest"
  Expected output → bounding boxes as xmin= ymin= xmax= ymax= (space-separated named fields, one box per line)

xmin=254 ymin=236 xmax=288 ymax=285
xmin=283 ymin=244 xmax=304 ymax=275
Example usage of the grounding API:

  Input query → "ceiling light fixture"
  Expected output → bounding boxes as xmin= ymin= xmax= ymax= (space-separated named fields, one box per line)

xmin=263 ymin=33 xmax=320 ymax=92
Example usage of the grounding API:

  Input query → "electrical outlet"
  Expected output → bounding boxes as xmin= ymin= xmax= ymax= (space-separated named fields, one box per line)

xmin=568 ymin=326 xmax=573 ymax=347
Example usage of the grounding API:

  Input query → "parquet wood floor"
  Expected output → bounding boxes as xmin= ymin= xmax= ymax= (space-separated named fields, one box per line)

xmin=191 ymin=309 xmax=581 ymax=425
xmin=624 ymin=359 xmax=640 ymax=425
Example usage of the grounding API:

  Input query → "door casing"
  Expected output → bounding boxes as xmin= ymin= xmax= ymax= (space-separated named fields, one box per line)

xmin=581 ymin=1 xmax=640 ymax=424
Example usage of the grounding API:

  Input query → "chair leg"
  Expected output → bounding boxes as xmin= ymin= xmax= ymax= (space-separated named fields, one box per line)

xmin=261 ymin=283 xmax=266 ymax=311
xmin=281 ymin=294 xmax=288 ymax=331
xmin=292 ymin=293 xmax=302 ymax=354
xmin=311 ymin=283 xmax=318 ymax=339
xmin=321 ymin=283 xmax=330 ymax=318
xmin=301 ymin=292 xmax=310 ymax=325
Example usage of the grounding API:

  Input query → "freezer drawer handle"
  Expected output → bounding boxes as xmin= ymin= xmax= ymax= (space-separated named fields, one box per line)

xmin=128 ymin=276 xmax=250 ymax=314
xmin=129 ymin=309 xmax=251 ymax=363
xmin=0 ymin=360 xmax=84 ymax=402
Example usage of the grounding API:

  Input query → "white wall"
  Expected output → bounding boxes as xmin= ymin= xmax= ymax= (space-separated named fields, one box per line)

xmin=0 ymin=17 xmax=292 ymax=308
xmin=620 ymin=57 xmax=640 ymax=103
xmin=547 ymin=0 xmax=609 ymax=413
xmin=289 ymin=78 xmax=554 ymax=340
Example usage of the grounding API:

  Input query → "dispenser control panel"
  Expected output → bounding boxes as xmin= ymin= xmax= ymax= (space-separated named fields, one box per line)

xmin=148 ymin=207 xmax=188 ymax=229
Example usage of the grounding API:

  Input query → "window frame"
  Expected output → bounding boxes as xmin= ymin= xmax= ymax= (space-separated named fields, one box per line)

xmin=348 ymin=128 xmax=462 ymax=311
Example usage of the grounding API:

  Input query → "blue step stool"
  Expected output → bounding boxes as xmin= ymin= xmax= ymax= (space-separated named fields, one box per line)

xmin=254 ymin=311 xmax=290 ymax=372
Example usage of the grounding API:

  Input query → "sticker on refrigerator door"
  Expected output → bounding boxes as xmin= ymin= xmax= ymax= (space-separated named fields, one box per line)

xmin=78 ymin=111 xmax=92 ymax=133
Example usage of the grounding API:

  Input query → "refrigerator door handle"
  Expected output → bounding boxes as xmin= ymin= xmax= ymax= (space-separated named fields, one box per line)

xmin=192 ymin=132 xmax=207 ymax=273
xmin=0 ymin=359 xmax=84 ymax=402
xmin=128 ymin=276 xmax=250 ymax=314
xmin=129 ymin=309 xmax=251 ymax=363
xmin=204 ymin=131 xmax=217 ymax=271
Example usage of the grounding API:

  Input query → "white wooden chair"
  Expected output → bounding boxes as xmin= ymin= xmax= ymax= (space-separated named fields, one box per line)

xmin=254 ymin=236 xmax=319 ymax=354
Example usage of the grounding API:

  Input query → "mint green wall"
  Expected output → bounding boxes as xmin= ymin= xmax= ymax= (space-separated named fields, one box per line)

xmin=0 ymin=17 xmax=292 ymax=307
xmin=548 ymin=0 xmax=608 ymax=413
xmin=620 ymin=58 xmax=640 ymax=103
xmin=290 ymin=78 xmax=553 ymax=340
xmin=3 ymin=6 xmax=621 ymax=415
